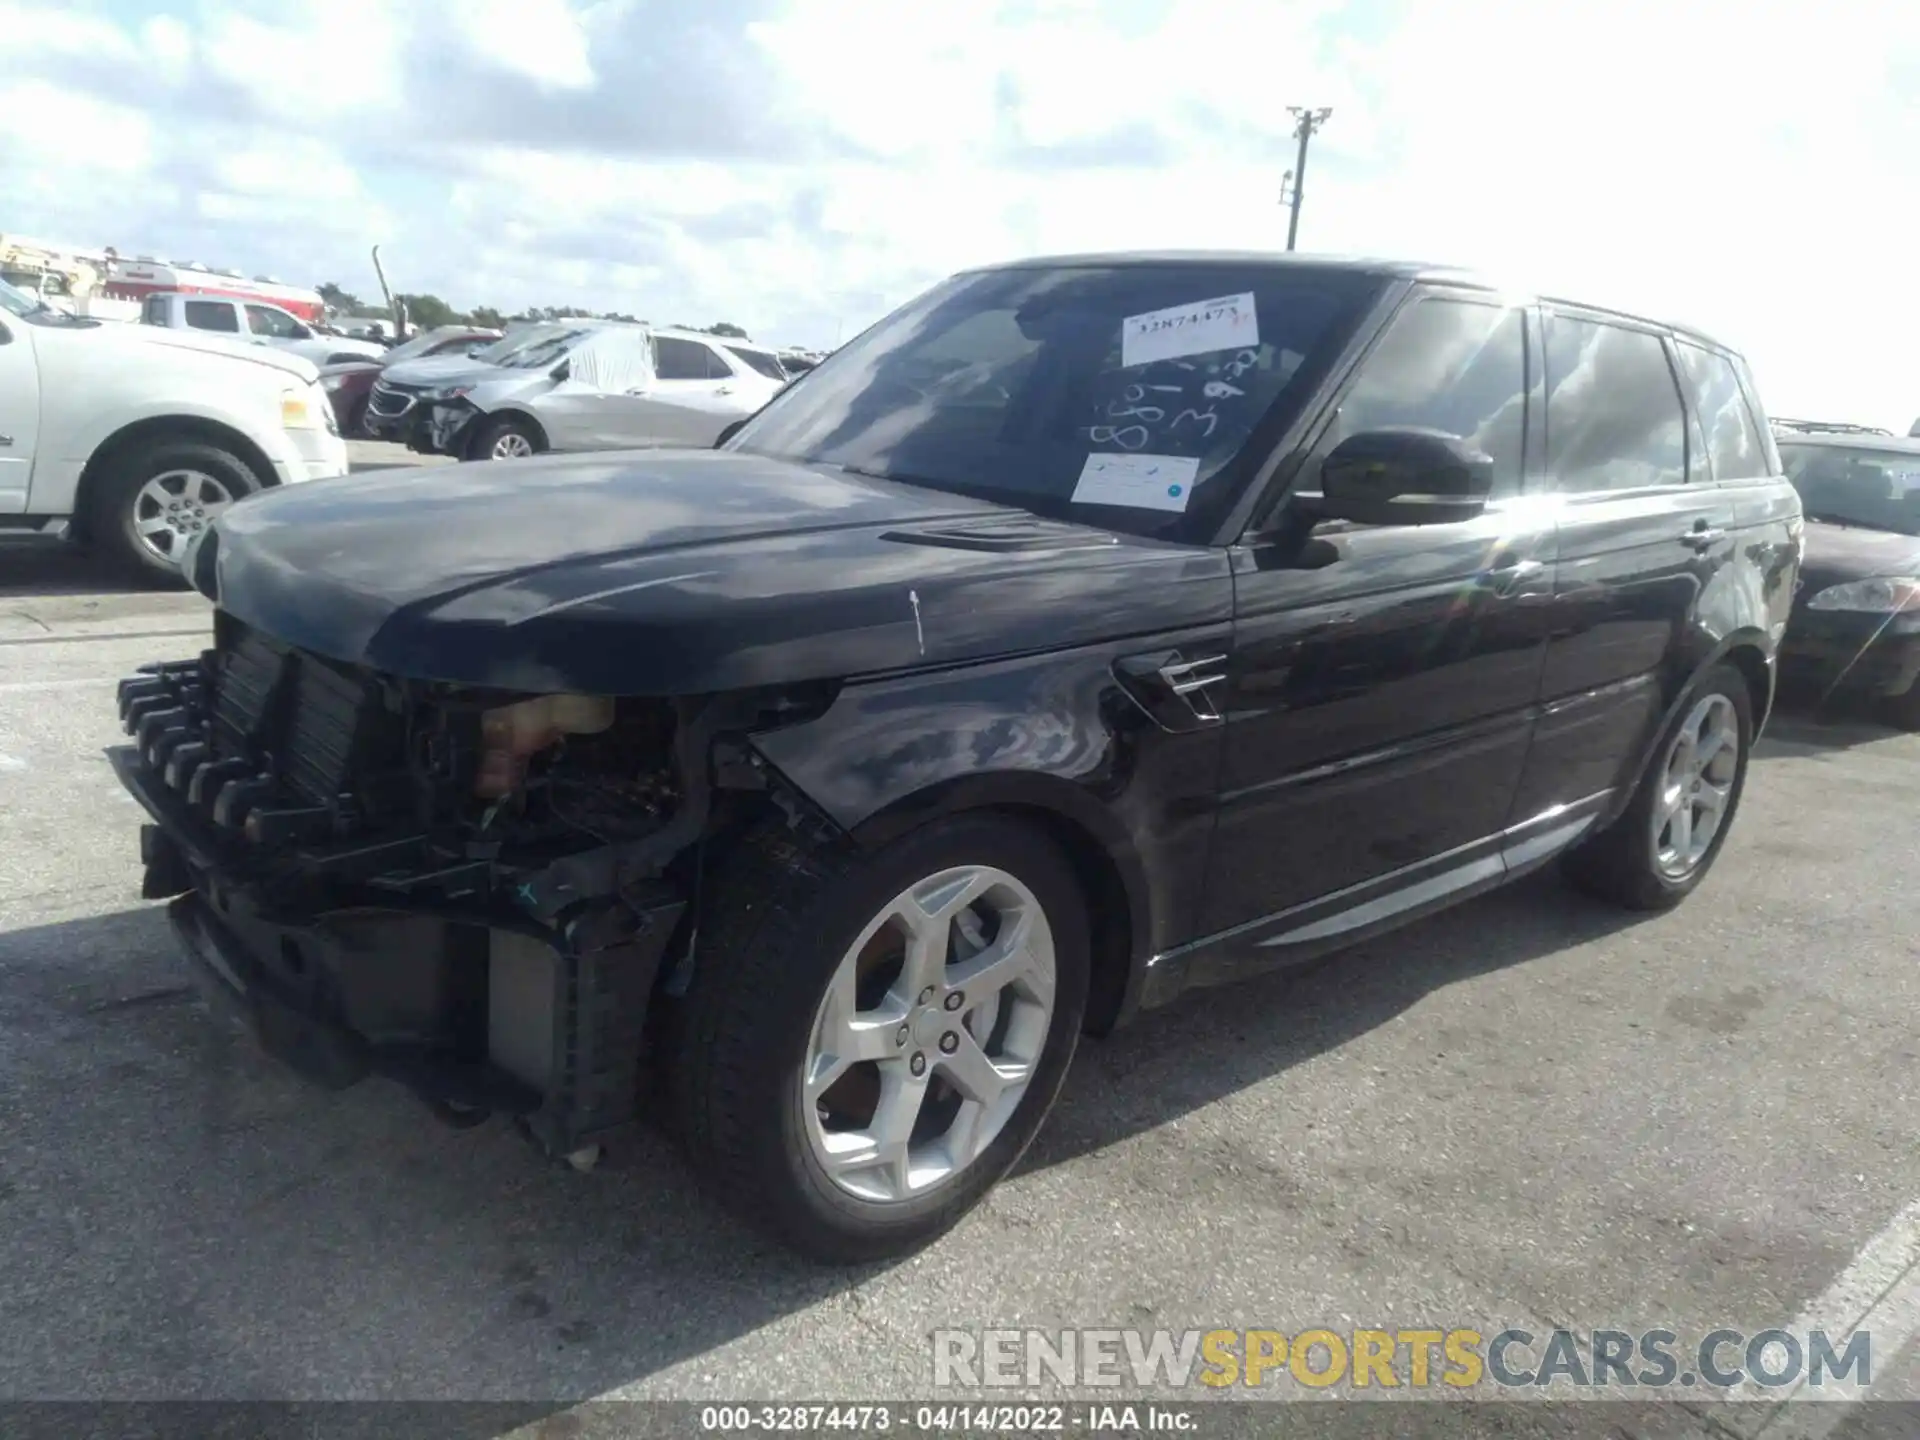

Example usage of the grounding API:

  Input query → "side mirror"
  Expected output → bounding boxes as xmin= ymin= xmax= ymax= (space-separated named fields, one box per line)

xmin=1312 ymin=427 xmax=1493 ymax=526
xmin=551 ymin=360 xmax=570 ymax=381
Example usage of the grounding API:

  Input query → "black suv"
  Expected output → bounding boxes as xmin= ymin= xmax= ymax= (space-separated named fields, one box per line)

xmin=1772 ymin=427 xmax=1920 ymax=724
xmin=111 ymin=254 xmax=1801 ymax=1263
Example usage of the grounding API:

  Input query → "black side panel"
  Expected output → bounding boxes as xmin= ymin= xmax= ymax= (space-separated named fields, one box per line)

xmin=747 ymin=629 xmax=1234 ymax=963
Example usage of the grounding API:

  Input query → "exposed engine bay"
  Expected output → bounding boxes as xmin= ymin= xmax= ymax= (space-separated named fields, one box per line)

xmin=111 ymin=609 xmax=838 ymax=1160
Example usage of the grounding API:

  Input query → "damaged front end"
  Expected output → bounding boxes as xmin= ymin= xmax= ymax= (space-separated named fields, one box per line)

xmin=424 ymin=397 xmax=484 ymax=457
xmin=111 ymin=609 xmax=835 ymax=1159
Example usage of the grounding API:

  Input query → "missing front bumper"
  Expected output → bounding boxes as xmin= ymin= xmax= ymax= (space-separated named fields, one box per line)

xmin=118 ymin=741 xmax=689 ymax=1158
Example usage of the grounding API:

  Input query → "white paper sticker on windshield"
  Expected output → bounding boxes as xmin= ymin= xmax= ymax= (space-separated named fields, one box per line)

xmin=1071 ymin=453 xmax=1200 ymax=512
xmin=1121 ymin=292 xmax=1259 ymax=369
xmin=1891 ymin=470 xmax=1920 ymax=497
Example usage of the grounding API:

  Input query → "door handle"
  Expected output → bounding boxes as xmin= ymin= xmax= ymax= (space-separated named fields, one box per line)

xmin=714 ymin=385 xmax=733 ymax=395
xmin=1480 ymin=557 xmax=1545 ymax=597
xmin=1679 ymin=524 xmax=1726 ymax=550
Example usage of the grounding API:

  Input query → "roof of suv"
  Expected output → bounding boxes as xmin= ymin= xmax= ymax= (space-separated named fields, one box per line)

xmin=968 ymin=249 xmax=1743 ymax=356
xmin=1773 ymin=429 xmax=1920 ymax=456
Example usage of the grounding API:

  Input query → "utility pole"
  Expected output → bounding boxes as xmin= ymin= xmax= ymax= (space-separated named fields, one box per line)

xmin=1284 ymin=106 xmax=1332 ymax=251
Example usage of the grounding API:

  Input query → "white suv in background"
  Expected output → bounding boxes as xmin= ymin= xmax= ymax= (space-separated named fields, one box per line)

xmin=0 ymin=279 xmax=347 ymax=583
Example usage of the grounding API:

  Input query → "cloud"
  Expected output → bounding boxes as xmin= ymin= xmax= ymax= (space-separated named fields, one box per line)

xmin=0 ymin=0 xmax=1915 ymax=428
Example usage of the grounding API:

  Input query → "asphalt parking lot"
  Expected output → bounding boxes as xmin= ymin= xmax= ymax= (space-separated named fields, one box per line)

xmin=2 ymin=448 xmax=1917 ymax=1435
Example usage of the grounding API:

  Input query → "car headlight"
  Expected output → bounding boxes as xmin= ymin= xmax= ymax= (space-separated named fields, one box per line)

xmin=1806 ymin=577 xmax=1920 ymax=613
xmin=426 ymin=384 xmax=473 ymax=403
xmin=321 ymin=373 xmax=348 ymax=392
xmin=280 ymin=388 xmax=322 ymax=429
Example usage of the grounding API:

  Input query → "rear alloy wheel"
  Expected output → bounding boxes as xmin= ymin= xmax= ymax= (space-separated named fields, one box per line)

xmin=1563 ymin=663 xmax=1753 ymax=910
xmin=671 ymin=815 xmax=1090 ymax=1263
xmin=472 ymin=416 xmax=540 ymax=461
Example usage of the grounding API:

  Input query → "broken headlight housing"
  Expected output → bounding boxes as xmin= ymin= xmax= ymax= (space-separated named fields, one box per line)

xmin=474 ymin=694 xmax=616 ymax=799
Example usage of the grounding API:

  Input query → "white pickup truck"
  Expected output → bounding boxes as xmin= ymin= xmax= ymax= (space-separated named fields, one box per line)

xmin=136 ymin=291 xmax=387 ymax=367
xmin=0 ymin=278 xmax=348 ymax=583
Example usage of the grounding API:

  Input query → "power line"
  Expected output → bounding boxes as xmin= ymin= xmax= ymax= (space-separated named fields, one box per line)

xmin=1283 ymin=106 xmax=1333 ymax=251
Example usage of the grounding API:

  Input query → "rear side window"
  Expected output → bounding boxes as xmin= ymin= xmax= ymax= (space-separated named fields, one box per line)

xmin=1316 ymin=297 xmax=1529 ymax=497
xmin=142 ymin=296 xmax=169 ymax=326
xmin=652 ymin=336 xmax=712 ymax=380
xmin=725 ymin=345 xmax=787 ymax=381
xmin=1677 ymin=342 xmax=1770 ymax=481
xmin=1544 ymin=315 xmax=1687 ymax=492
xmin=183 ymin=300 xmax=239 ymax=333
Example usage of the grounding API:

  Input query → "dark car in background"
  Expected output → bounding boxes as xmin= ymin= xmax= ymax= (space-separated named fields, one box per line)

xmin=1773 ymin=427 xmax=1920 ymax=725
xmin=319 ymin=324 xmax=502 ymax=436
xmin=109 ymin=252 xmax=1797 ymax=1263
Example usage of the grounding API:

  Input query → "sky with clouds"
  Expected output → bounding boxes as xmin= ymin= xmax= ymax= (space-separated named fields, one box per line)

xmin=2 ymin=0 xmax=1916 ymax=428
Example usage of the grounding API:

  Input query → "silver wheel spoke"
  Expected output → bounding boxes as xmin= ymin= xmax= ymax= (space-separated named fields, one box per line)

xmin=820 ymin=1067 xmax=929 ymax=1196
xmin=946 ymin=906 xmax=1048 ymax=1006
xmin=1695 ymin=778 xmax=1731 ymax=821
xmin=1668 ymin=800 xmax=1693 ymax=859
xmin=893 ymin=871 xmax=989 ymax=996
xmin=807 ymin=963 xmax=904 ymax=1097
xmin=937 ymin=1027 xmax=1027 ymax=1109
xmin=136 ymin=514 xmax=173 ymax=536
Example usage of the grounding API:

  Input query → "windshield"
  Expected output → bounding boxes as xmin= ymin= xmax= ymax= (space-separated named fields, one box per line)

xmin=1780 ymin=442 xmax=1920 ymax=537
xmin=499 ymin=327 xmax=595 ymax=370
xmin=470 ymin=325 xmax=568 ymax=365
xmin=0 ymin=277 xmax=46 ymax=318
xmin=379 ymin=328 xmax=458 ymax=365
xmin=725 ymin=262 xmax=1384 ymax=542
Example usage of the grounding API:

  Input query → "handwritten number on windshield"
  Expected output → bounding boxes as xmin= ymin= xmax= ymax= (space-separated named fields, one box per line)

xmin=1089 ymin=425 xmax=1151 ymax=450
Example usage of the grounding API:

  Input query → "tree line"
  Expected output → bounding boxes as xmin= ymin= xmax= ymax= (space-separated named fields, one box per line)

xmin=316 ymin=282 xmax=750 ymax=339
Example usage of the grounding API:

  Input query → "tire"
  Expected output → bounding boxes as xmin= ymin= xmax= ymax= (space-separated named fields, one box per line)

xmin=85 ymin=439 xmax=263 ymax=587
xmin=669 ymin=812 xmax=1091 ymax=1263
xmin=1561 ymin=662 xmax=1754 ymax=911
xmin=470 ymin=415 xmax=542 ymax=462
xmin=1882 ymin=683 xmax=1920 ymax=731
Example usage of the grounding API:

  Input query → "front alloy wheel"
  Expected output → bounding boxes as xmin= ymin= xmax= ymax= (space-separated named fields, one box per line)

xmin=672 ymin=815 xmax=1090 ymax=1263
xmin=803 ymin=866 xmax=1056 ymax=1203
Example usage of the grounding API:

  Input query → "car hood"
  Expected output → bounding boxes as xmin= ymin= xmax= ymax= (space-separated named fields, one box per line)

xmin=63 ymin=321 xmax=319 ymax=380
xmin=195 ymin=449 xmax=1231 ymax=695
xmin=381 ymin=353 xmax=504 ymax=387
xmin=1798 ymin=519 xmax=1920 ymax=594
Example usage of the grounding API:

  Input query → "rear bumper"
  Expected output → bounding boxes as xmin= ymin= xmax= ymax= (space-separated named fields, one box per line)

xmin=109 ymin=659 xmax=688 ymax=1156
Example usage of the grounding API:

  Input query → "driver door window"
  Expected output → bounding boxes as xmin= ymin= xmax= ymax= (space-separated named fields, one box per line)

xmin=1305 ymin=298 xmax=1530 ymax=508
